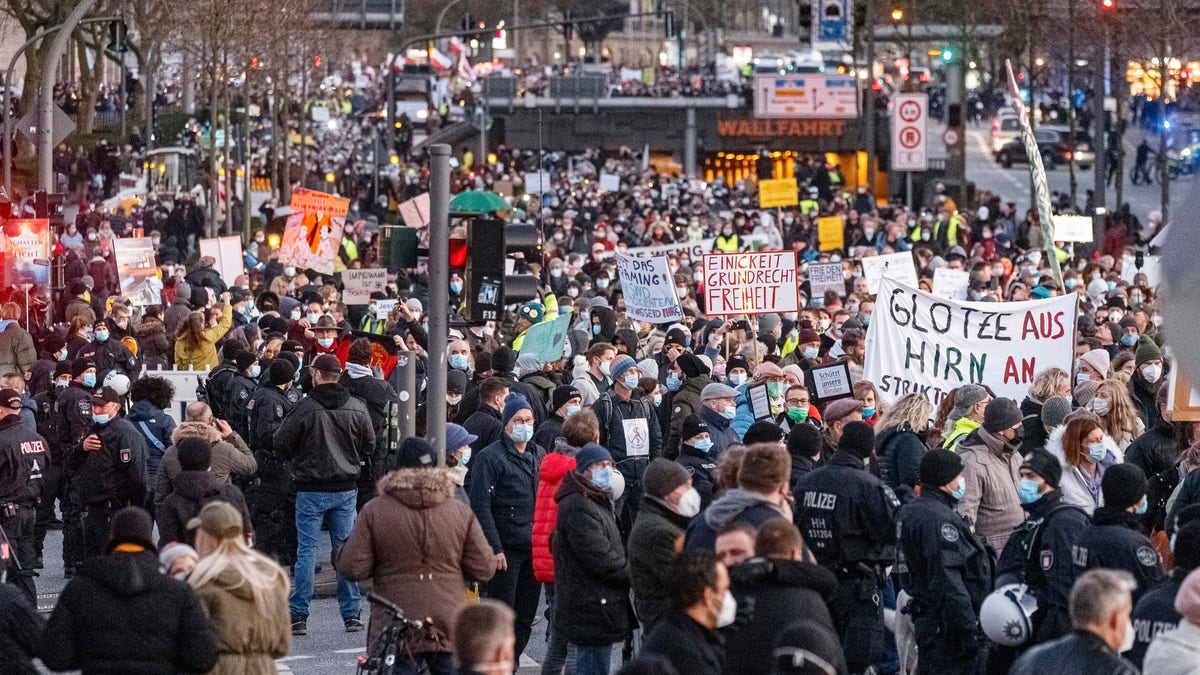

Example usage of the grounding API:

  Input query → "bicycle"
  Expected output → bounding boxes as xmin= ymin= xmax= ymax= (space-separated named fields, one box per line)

xmin=355 ymin=593 xmax=443 ymax=675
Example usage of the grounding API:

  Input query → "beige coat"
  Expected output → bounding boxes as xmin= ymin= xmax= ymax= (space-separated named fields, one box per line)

xmin=191 ymin=564 xmax=291 ymax=675
xmin=956 ymin=427 xmax=1026 ymax=552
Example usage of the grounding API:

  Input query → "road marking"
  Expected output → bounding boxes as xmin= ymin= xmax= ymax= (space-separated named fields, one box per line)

xmin=276 ymin=655 xmax=316 ymax=662
xmin=334 ymin=647 xmax=367 ymax=654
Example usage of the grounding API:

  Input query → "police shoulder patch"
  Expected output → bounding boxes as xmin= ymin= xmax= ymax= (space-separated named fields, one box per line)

xmin=684 ymin=465 xmax=696 ymax=476
xmin=77 ymin=399 xmax=90 ymax=415
xmin=275 ymin=404 xmax=284 ymax=418
xmin=940 ymin=522 xmax=960 ymax=542
xmin=119 ymin=448 xmax=131 ymax=463
xmin=674 ymin=406 xmax=682 ymax=414
xmin=1137 ymin=546 xmax=1159 ymax=567
xmin=1040 ymin=550 xmax=1054 ymax=570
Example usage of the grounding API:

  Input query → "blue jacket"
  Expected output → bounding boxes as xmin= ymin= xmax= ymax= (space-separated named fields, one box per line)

xmin=126 ymin=398 xmax=176 ymax=483
xmin=466 ymin=435 xmax=545 ymax=553
xmin=699 ymin=405 xmax=739 ymax=458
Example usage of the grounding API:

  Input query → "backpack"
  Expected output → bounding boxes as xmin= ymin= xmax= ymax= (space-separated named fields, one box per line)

xmin=1010 ymin=504 xmax=1081 ymax=586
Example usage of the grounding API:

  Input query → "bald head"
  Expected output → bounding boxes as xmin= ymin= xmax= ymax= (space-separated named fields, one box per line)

xmin=186 ymin=401 xmax=213 ymax=422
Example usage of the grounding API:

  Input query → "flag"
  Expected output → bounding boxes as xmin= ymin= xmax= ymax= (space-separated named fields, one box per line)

xmin=449 ymin=36 xmax=466 ymax=56
xmin=429 ymin=48 xmax=452 ymax=70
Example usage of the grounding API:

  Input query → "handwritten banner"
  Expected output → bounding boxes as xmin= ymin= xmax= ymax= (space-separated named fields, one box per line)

xmin=861 ymin=251 xmax=919 ymax=294
xmin=342 ymin=268 xmax=388 ymax=304
xmin=703 ymin=251 xmax=799 ymax=316
xmin=617 ymin=253 xmax=684 ymax=323
xmin=625 ymin=238 xmax=714 ymax=259
xmin=279 ymin=189 xmax=350 ymax=276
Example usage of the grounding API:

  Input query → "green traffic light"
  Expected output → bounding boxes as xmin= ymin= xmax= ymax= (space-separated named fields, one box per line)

xmin=941 ymin=50 xmax=953 ymax=62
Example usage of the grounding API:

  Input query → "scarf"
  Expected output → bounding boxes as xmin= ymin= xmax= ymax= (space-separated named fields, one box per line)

xmin=344 ymin=362 xmax=374 ymax=379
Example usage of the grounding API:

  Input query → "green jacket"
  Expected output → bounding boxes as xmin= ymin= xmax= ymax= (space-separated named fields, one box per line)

xmin=942 ymin=417 xmax=981 ymax=452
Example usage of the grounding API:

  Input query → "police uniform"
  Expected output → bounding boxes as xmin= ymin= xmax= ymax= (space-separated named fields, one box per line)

xmin=898 ymin=488 xmax=993 ymax=675
xmin=0 ymin=409 xmax=47 ymax=603
xmin=57 ymin=380 xmax=95 ymax=571
xmin=31 ymin=383 xmax=66 ymax=564
xmin=676 ymin=443 xmax=718 ymax=510
xmin=1128 ymin=575 xmax=1183 ymax=668
xmin=797 ymin=449 xmax=899 ymax=674
xmin=71 ymin=396 xmax=148 ymax=559
xmin=225 ymin=372 xmax=258 ymax=441
xmin=204 ymin=359 xmax=240 ymax=420
xmin=247 ymin=382 xmax=297 ymax=565
xmin=1071 ymin=507 xmax=1164 ymax=603
xmin=75 ymin=338 xmax=138 ymax=381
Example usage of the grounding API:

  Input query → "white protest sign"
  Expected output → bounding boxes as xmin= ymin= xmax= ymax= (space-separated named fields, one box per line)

xmin=599 ymin=172 xmax=621 ymax=192
xmin=1052 ymin=215 xmax=1094 ymax=243
xmin=342 ymin=268 xmax=388 ymax=304
xmin=861 ymin=252 xmax=919 ymax=295
xmin=932 ymin=268 xmax=970 ymax=301
xmin=1122 ymin=254 xmax=1161 ymax=287
xmin=616 ymin=253 xmax=683 ymax=323
xmin=625 ymin=238 xmax=714 ymax=259
xmin=374 ymin=298 xmax=397 ymax=319
xmin=524 ymin=171 xmax=552 ymax=193
xmin=864 ymin=277 xmax=1078 ymax=409
xmin=199 ymin=236 xmax=245 ymax=284
xmin=807 ymin=262 xmax=845 ymax=300
xmin=703 ymin=250 xmax=799 ymax=316
xmin=398 ymin=193 xmax=430 ymax=229
xmin=623 ymin=418 xmax=650 ymax=457
xmin=811 ymin=363 xmax=853 ymax=400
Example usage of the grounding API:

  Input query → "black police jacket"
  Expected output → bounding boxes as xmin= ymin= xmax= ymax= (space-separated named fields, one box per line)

xmin=203 ymin=360 xmax=239 ymax=420
xmin=1128 ymin=574 xmax=1183 ymax=669
xmin=57 ymin=383 xmax=94 ymax=467
xmin=796 ymin=451 xmax=899 ymax=572
xmin=225 ymin=373 xmax=258 ymax=441
xmin=247 ymin=385 xmax=293 ymax=454
xmin=72 ymin=418 xmax=148 ymax=507
xmin=897 ymin=488 xmax=993 ymax=638
xmin=0 ymin=414 xmax=47 ymax=505
xmin=1072 ymin=506 xmax=1164 ymax=602
xmin=1009 ymin=629 xmax=1138 ymax=675
xmin=677 ymin=444 xmax=718 ymax=510
xmin=75 ymin=338 xmax=137 ymax=381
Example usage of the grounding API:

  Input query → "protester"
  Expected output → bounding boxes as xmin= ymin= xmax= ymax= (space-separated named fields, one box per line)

xmin=453 ymin=600 xmax=517 ymax=675
xmin=640 ymin=551 xmax=730 ymax=675
xmin=1142 ymin=567 xmax=1200 ymax=674
xmin=685 ymin=443 xmax=793 ymax=551
xmin=956 ymin=397 xmax=1025 ymax=551
xmin=1073 ymin=463 xmax=1165 ymax=600
xmin=875 ymin=393 xmax=933 ymax=502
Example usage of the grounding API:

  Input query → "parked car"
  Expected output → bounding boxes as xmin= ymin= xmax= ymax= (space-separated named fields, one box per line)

xmin=1040 ymin=126 xmax=1096 ymax=169
xmin=991 ymin=112 xmax=1022 ymax=154
xmin=995 ymin=129 xmax=1061 ymax=169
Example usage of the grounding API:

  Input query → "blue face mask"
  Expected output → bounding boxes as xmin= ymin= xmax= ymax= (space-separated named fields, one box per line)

xmin=622 ymin=374 xmax=640 ymax=390
xmin=1121 ymin=334 xmax=1138 ymax=346
xmin=803 ymin=346 xmax=819 ymax=360
xmin=950 ymin=476 xmax=966 ymax=500
xmin=450 ymin=281 xmax=463 ymax=294
xmin=94 ymin=330 xmax=109 ymax=343
xmin=458 ymin=447 xmax=472 ymax=466
xmin=1172 ymin=533 xmax=1178 ymax=552
xmin=592 ymin=325 xmax=602 ymax=335
xmin=1136 ymin=498 xmax=1148 ymax=515
xmin=93 ymin=413 xmax=111 ymax=425
xmin=450 ymin=354 xmax=470 ymax=371
xmin=693 ymin=438 xmax=714 ymax=453
xmin=653 ymin=393 xmax=662 ymax=406
xmin=317 ymin=337 xmax=334 ymax=349
xmin=509 ymin=423 xmax=534 ymax=443
xmin=82 ymin=372 xmax=97 ymax=388
xmin=590 ymin=466 xmax=613 ymax=491
xmin=250 ymin=364 xmax=261 ymax=378
xmin=1088 ymin=442 xmax=1107 ymax=463
xmin=722 ymin=405 xmax=737 ymax=420
xmin=56 ymin=350 xmax=67 ymax=362
xmin=863 ymin=406 xmax=876 ymax=419
xmin=666 ymin=372 xmax=683 ymax=392
xmin=566 ymin=405 xmax=581 ymax=417
xmin=1017 ymin=478 xmax=1041 ymax=505
xmin=307 ymin=313 xmax=321 ymax=323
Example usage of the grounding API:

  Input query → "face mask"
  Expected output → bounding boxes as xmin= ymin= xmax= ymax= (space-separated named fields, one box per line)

xmin=1107 ymin=281 xmax=1117 ymax=291
xmin=803 ymin=346 xmax=819 ymax=360
xmin=787 ymin=406 xmax=809 ymax=423
xmin=448 ymin=394 xmax=463 ymax=406
xmin=1064 ymin=278 xmax=1078 ymax=289
xmin=291 ymin=310 xmax=302 ymax=321
xmin=722 ymin=405 xmax=737 ymax=420
xmin=115 ymin=318 xmax=128 ymax=329
xmin=317 ymin=337 xmax=334 ymax=349
xmin=1120 ymin=619 xmax=1135 ymax=653
xmin=94 ymin=330 xmax=109 ymax=343
xmin=482 ymin=326 xmax=495 ymax=337
xmin=716 ymin=590 xmax=737 ymax=628
xmin=565 ymin=404 xmax=581 ymax=417
xmin=862 ymin=315 xmax=872 ymax=326
xmin=255 ymin=235 xmax=265 ymax=244
xmin=1089 ymin=442 xmax=1107 ymax=462
xmin=677 ymin=487 xmax=702 ymax=517
xmin=922 ymin=232 xmax=932 ymax=241
xmin=249 ymin=364 xmax=261 ymax=378
xmin=56 ymin=350 xmax=67 ymax=362
xmin=728 ymin=373 xmax=746 ymax=387
xmin=1076 ymin=372 xmax=1091 ymax=386
xmin=951 ymin=476 xmax=966 ymax=500
xmin=596 ymin=278 xmax=610 ymax=289
xmin=1136 ymin=498 xmax=1148 ymax=515
xmin=1121 ymin=334 xmax=1138 ymax=346
xmin=676 ymin=287 xmax=688 ymax=299
xmin=766 ymin=381 xmax=784 ymax=398
xmin=1142 ymin=364 xmax=1162 ymax=383
xmin=87 ymin=232 xmax=97 ymax=241
xmin=600 ymin=360 xmax=611 ymax=377
xmin=450 ymin=281 xmax=463 ymax=294
xmin=55 ymin=379 xmax=69 ymax=389
xmin=567 ymin=288 xmax=579 ymax=298
xmin=653 ymin=393 xmax=663 ymax=406
xmin=550 ymin=268 xmax=563 ymax=278
xmin=450 ymin=354 xmax=470 ymax=370
xmin=284 ymin=267 xmax=296 ymax=277
xmin=622 ymin=374 xmax=640 ymax=390
xmin=819 ymin=319 xmax=831 ymax=331
xmin=1092 ymin=398 xmax=1110 ymax=416
xmin=509 ymin=423 xmax=534 ymax=443
xmin=93 ymin=413 xmax=111 ymax=425
xmin=82 ymin=373 xmax=97 ymax=388
xmin=593 ymin=324 xmax=602 ymax=335
xmin=590 ymin=466 xmax=613 ymax=491
xmin=307 ymin=313 xmax=321 ymax=323
xmin=863 ymin=406 xmax=876 ymax=419
xmin=1018 ymin=478 xmax=1041 ymax=504
xmin=666 ymin=372 xmax=683 ymax=392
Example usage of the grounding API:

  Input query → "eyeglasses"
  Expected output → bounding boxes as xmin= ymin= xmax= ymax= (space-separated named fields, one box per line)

xmin=786 ymin=398 xmax=810 ymax=406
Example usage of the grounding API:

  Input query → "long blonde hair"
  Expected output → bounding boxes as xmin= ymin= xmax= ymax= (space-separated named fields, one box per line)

xmin=877 ymin=393 xmax=933 ymax=435
xmin=1094 ymin=380 xmax=1141 ymax=442
xmin=188 ymin=534 xmax=290 ymax=617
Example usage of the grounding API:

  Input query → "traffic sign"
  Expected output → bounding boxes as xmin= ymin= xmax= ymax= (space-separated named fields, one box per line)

xmin=891 ymin=93 xmax=928 ymax=171
xmin=942 ymin=128 xmax=960 ymax=146
xmin=15 ymin=105 xmax=75 ymax=148
xmin=753 ymin=74 xmax=859 ymax=119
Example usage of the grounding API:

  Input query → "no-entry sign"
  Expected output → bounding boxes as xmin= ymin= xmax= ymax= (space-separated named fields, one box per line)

xmin=892 ymin=93 xmax=929 ymax=171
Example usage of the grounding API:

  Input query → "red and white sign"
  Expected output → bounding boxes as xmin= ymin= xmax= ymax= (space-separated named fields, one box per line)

xmin=703 ymin=251 xmax=799 ymax=316
xmin=892 ymin=93 xmax=928 ymax=171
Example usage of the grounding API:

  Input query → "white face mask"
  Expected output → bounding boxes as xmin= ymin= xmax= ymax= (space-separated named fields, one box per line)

xmin=716 ymin=589 xmax=737 ymax=628
xmin=1092 ymin=397 xmax=1110 ymax=416
xmin=600 ymin=360 xmax=612 ymax=377
xmin=1120 ymin=618 xmax=1135 ymax=653
xmin=676 ymin=487 xmax=702 ymax=518
xmin=1142 ymin=364 xmax=1162 ymax=383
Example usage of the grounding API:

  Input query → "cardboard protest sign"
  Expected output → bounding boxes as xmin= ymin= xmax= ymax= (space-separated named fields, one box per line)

xmin=518 ymin=313 xmax=572 ymax=363
xmin=864 ymin=277 xmax=1078 ymax=409
xmin=342 ymin=268 xmax=388 ymax=304
xmin=811 ymin=363 xmax=853 ymax=400
xmin=617 ymin=253 xmax=683 ymax=323
xmin=861 ymin=252 xmax=919 ymax=295
xmin=0 ymin=218 xmax=50 ymax=286
xmin=703 ymin=251 xmax=799 ymax=316
xmin=113 ymin=237 xmax=159 ymax=306
xmin=817 ymin=215 xmax=845 ymax=252
xmin=932 ymin=268 xmax=970 ymax=301
xmin=1167 ymin=367 xmax=1200 ymax=422
xmin=807 ymin=262 xmax=845 ymax=300
xmin=625 ymin=239 xmax=714 ymax=259
xmin=279 ymin=189 xmax=350 ymax=275
xmin=199 ymin=236 xmax=245 ymax=284
xmin=758 ymin=178 xmax=799 ymax=208
xmin=398 ymin=192 xmax=430 ymax=229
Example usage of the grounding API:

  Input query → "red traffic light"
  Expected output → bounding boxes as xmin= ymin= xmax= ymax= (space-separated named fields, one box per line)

xmin=1101 ymin=0 xmax=1114 ymax=9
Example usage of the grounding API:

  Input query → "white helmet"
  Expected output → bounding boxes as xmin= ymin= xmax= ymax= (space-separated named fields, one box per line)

xmin=103 ymin=372 xmax=131 ymax=397
xmin=980 ymin=583 xmax=1040 ymax=646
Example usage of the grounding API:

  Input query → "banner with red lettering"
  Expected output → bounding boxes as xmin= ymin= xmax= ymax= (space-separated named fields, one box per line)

xmin=864 ymin=277 xmax=1077 ymax=409
xmin=703 ymin=251 xmax=798 ymax=316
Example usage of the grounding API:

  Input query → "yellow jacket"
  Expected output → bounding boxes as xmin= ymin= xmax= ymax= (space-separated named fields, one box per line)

xmin=174 ymin=305 xmax=233 ymax=371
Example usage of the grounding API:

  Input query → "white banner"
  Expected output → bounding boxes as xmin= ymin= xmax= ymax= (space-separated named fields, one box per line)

xmin=1053 ymin=214 xmax=1094 ymax=243
xmin=342 ymin=268 xmax=388 ymax=304
xmin=703 ymin=250 xmax=799 ymax=316
xmin=625 ymin=238 xmax=714 ymax=259
xmin=864 ymin=278 xmax=1078 ymax=409
xmin=861 ymin=252 xmax=918 ymax=295
xmin=617 ymin=253 xmax=683 ymax=323
xmin=932 ymin=268 xmax=969 ymax=301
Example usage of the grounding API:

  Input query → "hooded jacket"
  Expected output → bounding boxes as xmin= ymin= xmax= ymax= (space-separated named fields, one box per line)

xmin=628 ymin=496 xmax=691 ymax=632
xmin=39 ymin=550 xmax=219 ymax=674
xmin=1046 ymin=424 xmax=1122 ymax=515
xmin=154 ymin=421 xmax=257 ymax=516
xmin=956 ymin=427 xmax=1025 ymax=552
xmin=133 ymin=317 xmax=171 ymax=370
xmin=273 ymin=382 xmax=376 ymax=492
xmin=189 ymin=562 xmax=291 ymax=675
xmin=157 ymin=470 xmax=253 ymax=546
xmin=942 ymin=416 xmax=981 ymax=451
xmin=533 ymin=452 xmax=576 ymax=583
xmin=666 ymin=373 xmax=713 ymax=459
xmin=338 ymin=468 xmax=495 ymax=654
xmin=685 ymin=488 xmax=784 ymax=552
xmin=877 ymin=424 xmax=928 ymax=503
xmin=1124 ymin=420 xmax=1177 ymax=481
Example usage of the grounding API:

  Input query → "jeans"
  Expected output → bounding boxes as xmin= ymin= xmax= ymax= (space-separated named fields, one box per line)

xmin=541 ymin=584 xmax=576 ymax=675
xmin=483 ymin=546 xmax=540 ymax=661
xmin=289 ymin=490 xmax=361 ymax=622
xmin=393 ymin=652 xmax=456 ymax=675
xmin=572 ymin=644 xmax=612 ymax=675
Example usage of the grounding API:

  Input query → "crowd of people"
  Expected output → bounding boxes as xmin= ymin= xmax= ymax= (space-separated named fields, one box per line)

xmin=0 ymin=130 xmax=1189 ymax=675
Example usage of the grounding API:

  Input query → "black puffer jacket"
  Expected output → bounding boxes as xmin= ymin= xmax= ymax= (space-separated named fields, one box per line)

xmin=551 ymin=470 xmax=631 ymax=646
xmin=273 ymin=382 xmax=375 ymax=492
xmin=876 ymin=424 xmax=927 ymax=503
xmin=1020 ymin=395 xmax=1048 ymax=455
xmin=0 ymin=583 xmax=42 ymax=675
xmin=1124 ymin=421 xmax=1176 ymax=480
xmin=39 ymin=550 xmax=219 ymax=674
xmin=156 ymin=470 xmax=252 ymax=546
xmin=1009 ymin=629 xmax=1138 ymax=675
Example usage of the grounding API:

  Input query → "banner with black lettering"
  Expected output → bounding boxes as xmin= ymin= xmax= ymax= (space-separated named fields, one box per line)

xmin=864 ymin=277 xmax=1077 ymax=409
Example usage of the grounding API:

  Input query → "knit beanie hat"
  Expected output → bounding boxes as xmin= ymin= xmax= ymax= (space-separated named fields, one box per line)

xmin=1041 ymin=397 xmax=1073 ymax=430
xmin=788 ymin=423 xmax=822 ymax=459
xmin=1079 ymin=349 xmax=1110 ymax=376
xmin=53 ymin=360 xmax=73 ymax=379
xmin=758 ymin=314 xmax=781 ymax=337
xmin=677 ymin=352 xmax=709 ymax=378
xmin=42 ymin=333 xmax=66 ymax=355
xmin=552 ymin=385 xmax=582 ymax=412
xmin=983 ymin=397 xmax=1022 ymax=433
xmin=234 ymin=351 xmax=257 ymax=372
xmin=72 ymin=357 xmax=97 ymax=378
xmin=502 ymin=393 xmax=532 ymax=425
xmin=1176 ymin=568 xmax=1200 ymax=627
xmin=838 ymin=421 xmax=875 ymax=459
xmin=797 ymin=324 xmax=820 ymax=345
xmin=447 ymin=369 xmax=468 ymax=394
xmin=744 ymin=421 xmax=785 ymax=446
xmin=920 ymin=449 xmax=964 ymax=487
xmin=107 ymin=506 xmax=157 ymax=553
xmin=681 ymin=414 xmax=708 ymax=443
xmin=754 ymin=361 xmax=785 ymax=381
xmin=575 ymin=443 xmax=612 ymax=472
xmin=638 ymin=359 xmax=660 ymax=381
xmin=1020 ymin=450 xmax=1063 ymax=489
xmin=268 ymin=359 xmax=296 ymax=385
xmin=1136 ymin=340 xmax=1163 ymax=366
xmin=177 ymin=437 xmax=212 ymax=471
xmin=726 ymin=354 xmax=750 ymax=373
xmin=1102 ymin=463 xmax=1148 ymax=511
xmin=394 ymin=437 xmax=437 ymax=468
xmin=643 ymin=458 xmax=691 ymax=499
xmin=1073 ymin=380 xmax=1099 ymax=408
xmin=159 ymin=542 xmax=198 ymax=573
xmin=492 ymin=346 xmax=517 ymax=374
xmin=610 ymin=355 xmax=638 ymax=383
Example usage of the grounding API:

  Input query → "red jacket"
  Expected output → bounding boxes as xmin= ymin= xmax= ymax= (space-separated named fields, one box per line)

xmin=532 ymin=453 xmax=576 ymax=583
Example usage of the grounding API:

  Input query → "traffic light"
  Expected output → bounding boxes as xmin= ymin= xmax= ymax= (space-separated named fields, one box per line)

xmin=1101 ymin=0 xmax=1115 ymax=9
xmin=463 ymin=220 xmax=541 ymax=323
xmin=662 ymin=11 xmax=676 ymax=38
xmin=107 ymin=20 xmax=128 ymax=53
xmin=941 ymin=48 xmax=954 ymax=62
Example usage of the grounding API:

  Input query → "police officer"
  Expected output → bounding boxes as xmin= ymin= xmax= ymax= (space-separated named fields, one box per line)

xmin=247 ymin=359 xmax=298 ymax=566
xmin=58 ymin=358 xmax=98 ymax=576
xmin=74 ymin=318 xmax=138 ymax=381
xmin=71 ymin=386 xmax=148 ymax=559
xmin=990 ymin=450 xmax=1090 ymax=673
xmin=203 ymin=342 xmax=245 ymax=421
xmin=897 ymin=449 xmax=993 ymax=675
xmin=1128 ymin=517 xmax=1200 ymax=668
xmin=676 ymin=415 xmax=718 ymax=510
xmin=797 ymin=421 xmax=899 ymax=674
xmin=339 ymin=338 xmax=398 ymax=507
xmin=1072 ymin=463 xmax=1164 ymax=602
xmin=0 ymin=385 xmax=47 ymax=603
xmin=31 ymin=361 xmax=72 ymax=568
xmin=274 ymin=351 xmax=305 ymax=405
xmin=225 ymin=351 xmax=260 ymax=441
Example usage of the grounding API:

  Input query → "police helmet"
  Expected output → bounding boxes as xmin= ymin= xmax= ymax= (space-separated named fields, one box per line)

xmin=980 ymin=583 xmax=1039 ymax=646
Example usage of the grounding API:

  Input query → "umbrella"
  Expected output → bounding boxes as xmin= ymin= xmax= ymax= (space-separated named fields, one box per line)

xmin=450 ymin=190 xmax=508 ymax=215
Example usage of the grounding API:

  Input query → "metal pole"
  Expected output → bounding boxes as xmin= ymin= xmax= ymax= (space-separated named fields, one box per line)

xmin=684 ymin=106 xmax=696 ymax=177
xmin=40 ymin=0 xmax=99 ymax=191
xmin=479 ymin=89 xmax=486 ymax=166
xmin=1092 ymin=20 xmax=1108 ymax=244
xmin=863 ymin=0 xmax=876 ymax=194
xmin=393 ymin=353 xmax=416 ymax=440
xmin=426 ymin=143 xmax=450 ymax=462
